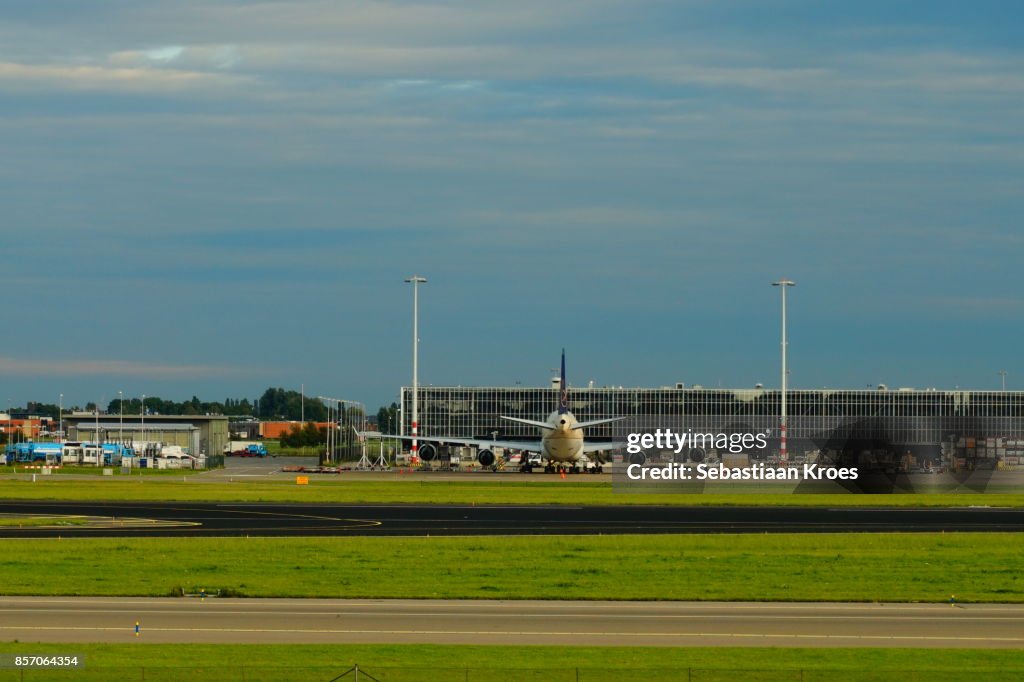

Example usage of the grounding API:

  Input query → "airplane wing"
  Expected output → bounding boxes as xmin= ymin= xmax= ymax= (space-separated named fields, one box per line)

xmin=582 ymin=441 xmax=625 ymax=454
xmin=500 ymin=416 xmax=552 ymax=430
xmin=570 ymin=416 xmax=627 ymax=430
xmin=374 ymin=433 xmax=544 ymax=453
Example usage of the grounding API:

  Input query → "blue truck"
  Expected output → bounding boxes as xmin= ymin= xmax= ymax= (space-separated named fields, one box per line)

xmin=225 ymin=441 xmax=268 ymax=457
xmin=3 ymin=442 xmax=137 ymax=466
xmin=5 ymin=442 xmax=64 ymax=464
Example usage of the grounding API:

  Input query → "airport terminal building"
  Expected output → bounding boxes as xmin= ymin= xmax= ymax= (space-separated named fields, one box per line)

xmin=401 ymin=385 xmax=1024 ymax=467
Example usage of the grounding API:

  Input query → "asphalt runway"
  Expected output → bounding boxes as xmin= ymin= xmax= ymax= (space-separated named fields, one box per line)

xmin=198 ymin=456 xmax=611 ymax=482
xmin=1 ymin=597 xmax=1021 ymax=647
xmin=0 ymin=501 xmax=1022 ymax=536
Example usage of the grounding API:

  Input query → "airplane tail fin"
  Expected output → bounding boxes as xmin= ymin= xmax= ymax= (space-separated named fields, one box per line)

xmin=558 ymin=348 xmax=569 ymax=414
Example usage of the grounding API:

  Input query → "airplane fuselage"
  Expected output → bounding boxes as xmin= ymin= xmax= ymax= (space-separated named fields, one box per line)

xmin=539 ymin=410 xmax=585 ymax=463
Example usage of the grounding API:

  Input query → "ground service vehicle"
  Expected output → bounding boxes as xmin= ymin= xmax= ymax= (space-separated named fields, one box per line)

xmin=230 ymin=443 xmax=268 ymax=457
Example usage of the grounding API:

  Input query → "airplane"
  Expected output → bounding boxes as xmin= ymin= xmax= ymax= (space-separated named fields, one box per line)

xmin=391 ymin=350 xmax=625 ymax=473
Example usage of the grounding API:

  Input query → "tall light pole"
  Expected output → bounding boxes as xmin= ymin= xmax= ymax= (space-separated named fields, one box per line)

xmin=772 ymin=279 xmax=795 ymax=462
xmin=141 ymin=394 xmax=146 ymax=448
xmin=118 ymin=390 xmax=123 ymax=446
xmin=318 ymin=396 xmax=364 ymax=463
xmin=405 ymin=275 xmax=427 ymax=461
xmin=319 ymin=398 xmax=334 ymax=463
xmin=326 ymin=398 xmax=336 ymax=463
xmin=1000 ymin=370 xmax=1007 ymax=392
xmin=58 ymin=394 xmax=63 ymax=443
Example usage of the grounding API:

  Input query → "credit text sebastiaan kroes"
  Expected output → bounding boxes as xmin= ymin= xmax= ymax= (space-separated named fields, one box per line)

xmin=625 ymin=428 xmax=859 ymax=481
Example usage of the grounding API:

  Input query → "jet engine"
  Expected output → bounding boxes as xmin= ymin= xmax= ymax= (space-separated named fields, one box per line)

xmin=477 ymin=449 xmax=495 ymax=467
xmin=418 ymin=443 xmax=438 ymax=462
xmin=628 ymin=450 xmax=647 ymax=466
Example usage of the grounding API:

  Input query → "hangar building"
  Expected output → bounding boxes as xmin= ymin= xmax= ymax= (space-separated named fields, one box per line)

xmin=63 ymin=413 xmax=229 ymax=459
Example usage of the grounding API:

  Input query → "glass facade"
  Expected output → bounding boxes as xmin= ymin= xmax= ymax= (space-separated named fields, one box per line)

xmin=401 ymin=386 xmax=1024 ymax=463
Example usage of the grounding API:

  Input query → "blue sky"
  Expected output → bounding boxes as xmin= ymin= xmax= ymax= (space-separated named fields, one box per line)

xmin=1 ymin=0 xmax=1022 ymax=411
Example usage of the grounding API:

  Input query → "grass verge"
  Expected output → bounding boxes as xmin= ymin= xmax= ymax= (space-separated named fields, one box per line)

xmin=0 ymin=477 xmax=1022 ymax=506
xmin=0 ymin=533 xmax=1021 ymax=602
xmin=0 ymin=644 xmax=1021 ymax=681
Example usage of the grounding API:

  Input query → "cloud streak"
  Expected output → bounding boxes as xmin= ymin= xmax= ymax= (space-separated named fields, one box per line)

xmin=0 ymin=61 xmax=251 ymax=93
xmin=0 ymin=357 xmax=252 ymax=379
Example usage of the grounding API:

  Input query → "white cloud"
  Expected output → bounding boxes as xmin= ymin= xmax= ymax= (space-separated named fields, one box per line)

xmin=110 ymin=44 xmax=242 ymax=71
xmin=143 ymin=46 xmax=184 ymax=63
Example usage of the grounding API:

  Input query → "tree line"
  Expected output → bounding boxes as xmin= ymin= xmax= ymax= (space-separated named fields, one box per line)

xmin=99 ymin=389 xmax=332 ymax=420
xmin=278 ymin=422 xmax=328 ymax=447
xmin=12 ymin=388 xmax=325 ymax=422
xmin=13 ymin=391 xmax=400 ymax=428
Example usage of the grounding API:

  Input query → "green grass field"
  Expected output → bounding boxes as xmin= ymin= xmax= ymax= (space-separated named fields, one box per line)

xmin=0 ymin=533 xmax=1020 ymax=602
xmin=0 ymin=516 xmax=89 ymax=528
xmin=0 ymin=644 xmax=1021 ymax=681
xmin=0 ymin=476 xmax=1021 ymax=506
